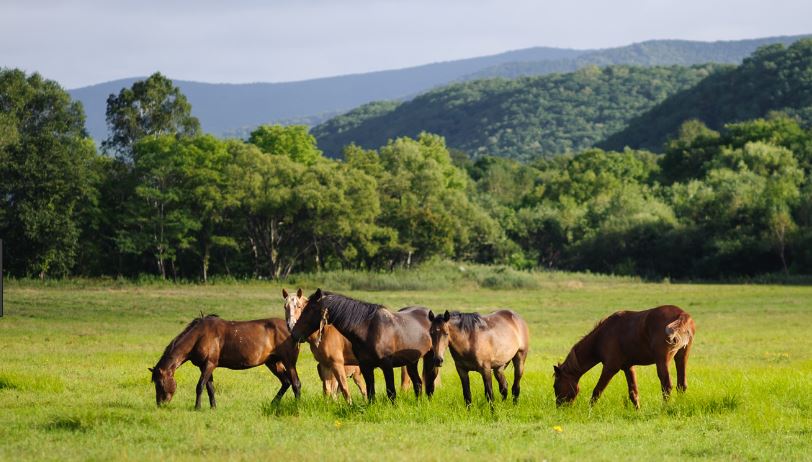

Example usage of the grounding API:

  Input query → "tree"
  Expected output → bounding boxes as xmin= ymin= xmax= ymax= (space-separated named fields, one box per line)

xmin=103 ymin=72 xmax=200 ymax=159
xmin=248 ymin=125 xmax=322 ymax=165
xmin=0 ymin=69 xmax=99 ymax=277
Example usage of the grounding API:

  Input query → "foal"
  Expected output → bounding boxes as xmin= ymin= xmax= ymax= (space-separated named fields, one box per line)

xmin=282 ymin=288 xmax=366 ymax=403
xmin=429 ymin=310 xmax=529 ymax=407
xmin=150 ymin=314 xmax=301 ymax=409
xmin=553 ymin=305 xmax=695 ymax=408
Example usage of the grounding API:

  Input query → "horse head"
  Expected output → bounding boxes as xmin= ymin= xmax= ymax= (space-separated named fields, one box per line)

xmin=149 ymin=366 xmax=177 ymax=406
xmin=553 ymin=364 xmax=580 ymax=405
xmin=428 ymin=310 xmax=451 ymax=367
xmin=291 ymin=288 xmax=326 ymax=343
xmin=282 ymin=288 xmax=307 ymax=332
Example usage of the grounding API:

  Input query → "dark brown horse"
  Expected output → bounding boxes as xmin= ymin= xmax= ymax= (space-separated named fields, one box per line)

xmin=282 ymin=288 xmax=366 ymax=403
xmin=150 ymin=314 xmax=301 ymax=409
xmin=428 ymin=310 xmax=529 ymax=407
xmin=291 ymin=289 xmax=437 ymax=402
xmin=553 ymin=305 xmax=695 ymax=408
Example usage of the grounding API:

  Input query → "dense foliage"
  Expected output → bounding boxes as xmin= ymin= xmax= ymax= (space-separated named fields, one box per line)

xmin=3 ymin=40 xmax=812 ymax=280
xmin=604 ymin=39 xmax=812 ymax=151
xmin=313 ymin=65 xmax=719 ymax=161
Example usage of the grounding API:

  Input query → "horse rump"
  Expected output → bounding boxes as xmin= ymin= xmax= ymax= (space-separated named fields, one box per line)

xmin=665 ymin=313 xmax=693 ymax=350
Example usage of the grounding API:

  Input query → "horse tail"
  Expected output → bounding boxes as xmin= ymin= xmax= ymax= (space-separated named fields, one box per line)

xmin=665 ymin=312 xmax=693 ymax=351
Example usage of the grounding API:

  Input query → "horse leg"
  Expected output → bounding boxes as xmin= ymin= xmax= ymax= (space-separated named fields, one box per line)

xmin=331 ymin=363 xmax=353 ymax=404
xmin=268 ymin=362 xmax=290 ymax=403
xmin=590 ymin=365 xmax=618 ymax=405
xmin=456 ymin=365 xmax=472 ymax=407
xmin=675 ymin=343 xmax=692 ymax=392
xmin=382 ymin=366 xmax=397 ymax=403
xmin=400 ymin=367 xmax=411 ymax=391
xmin=350 ymin=367 xmax=367 ymax=398
xmin=196 ymin=363 xmax=215 ymax=410
xmin=288 ymin=365 xmax=302 ymax=399
xmin=511 ymin=351 xmax=526 ymax=403
xmin=422 ymin=351 xmax=439 ymax=398
xmin=206 ymin=374 xmax=216 ymax=409
xmin=405 ymin=362 xmax=422 ymax=398
xmin=624 ymin=367 xmax=640 ymax=409
xmin=361 ymin=365 xmax=376 ymax=403
xmin=656 ymin=359 xmax=673 ymax=400
xmin=493 ymin=367 xmax=509 ymax=401
xmin=480 ymin=365 xmax=495 ymax=407
xmin=317 ymin=363 xmax=335 ymax=398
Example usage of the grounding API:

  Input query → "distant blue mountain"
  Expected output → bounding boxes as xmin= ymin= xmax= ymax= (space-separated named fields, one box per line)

xmin=68 ymin=35 xmax=809 ymax=142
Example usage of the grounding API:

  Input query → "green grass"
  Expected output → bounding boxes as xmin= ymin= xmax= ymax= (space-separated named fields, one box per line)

xmin=1 ymin=273 xmax=810 ymax=461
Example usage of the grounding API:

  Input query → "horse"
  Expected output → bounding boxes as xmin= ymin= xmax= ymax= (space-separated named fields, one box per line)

xmin=282 ymin=288 xmax=366 ymax=403
xmin=553 ymin=305 xmax=695 ymax=408
xmin=428 ymin=309 xmax=529 ymax=407
xmin=150 ymin=314 xmax=301 ymax=409
xmin=291 ymin=289 xmax=438 ymax=403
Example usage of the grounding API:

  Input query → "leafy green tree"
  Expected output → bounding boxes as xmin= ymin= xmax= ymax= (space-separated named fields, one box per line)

xmin=248 ymin=125 xmax=322 ymax=165
xmin=103 ymin=72 xmax=200 ymax=158
xmin=0 ymin=69 xmax=99 ymax=278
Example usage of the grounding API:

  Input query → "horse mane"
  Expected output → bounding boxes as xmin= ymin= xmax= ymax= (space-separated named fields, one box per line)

xmin=450 ymin=311 xmax=487 ymax=333
xmin=321 ymin=292 xmax=382 ymax=331
xmin=157 ymin=314 xmax=217 ymax=367
xmin=560 ymin=314 xmax=614 ymax=373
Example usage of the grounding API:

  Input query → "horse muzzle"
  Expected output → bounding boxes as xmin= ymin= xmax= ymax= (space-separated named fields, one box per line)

xmin=433 ymin=356 xmax=444 ymax=367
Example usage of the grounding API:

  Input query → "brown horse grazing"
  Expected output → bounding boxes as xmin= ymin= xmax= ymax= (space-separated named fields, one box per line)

xmin=429 ymin=310 xmax=529 ymax=407
xmin=150 ymin=314 xmax=301 ymax=409
xmin=291 ymin=289 xmax=437 ymax=403
xmin=282 ymin=288 xmax=366 ymax=403
xmin=553 ymin=305 xmax=695 ymax=408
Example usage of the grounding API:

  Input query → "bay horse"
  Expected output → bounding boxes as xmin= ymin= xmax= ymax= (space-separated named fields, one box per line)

xmin=291 ymin=289 xmax=438 ymax=403
xmin=428 ymin=310 xmax=529 ymax=407
xmin=150 ymin=314 xmax=301 ymax=409
xmin=553 ymin=305 xmax=695 ymax=408
xmin=282 ymin=288 xmax=366 ymax=403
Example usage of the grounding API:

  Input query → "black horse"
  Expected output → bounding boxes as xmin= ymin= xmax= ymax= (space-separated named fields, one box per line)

xmin=291 ymin=289 xmax=437 ymax=402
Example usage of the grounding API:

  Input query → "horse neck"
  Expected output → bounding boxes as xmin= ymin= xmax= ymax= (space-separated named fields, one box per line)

xmin=447 ymin=321 xmax=471 ymax=354
xmin=562 ymin=333 xmax=600 ymax=379
xmin=157 ymin=328 xmax=199 ymax=373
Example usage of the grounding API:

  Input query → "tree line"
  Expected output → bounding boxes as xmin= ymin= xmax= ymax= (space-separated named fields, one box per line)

xmin=2 ymin=69 xmax=812 ymax=280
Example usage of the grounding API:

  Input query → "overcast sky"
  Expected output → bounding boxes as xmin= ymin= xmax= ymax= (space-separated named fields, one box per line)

xmin=2 ymin=0 xmax=810 ymax=89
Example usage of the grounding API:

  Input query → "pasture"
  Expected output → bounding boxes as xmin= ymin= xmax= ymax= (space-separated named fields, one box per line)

xmin=1 ymin=272 xmax=810 ymax=461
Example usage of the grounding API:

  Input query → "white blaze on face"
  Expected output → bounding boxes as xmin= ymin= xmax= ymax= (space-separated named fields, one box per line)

xmin=285 ymin=295 xmax=302 ymax=331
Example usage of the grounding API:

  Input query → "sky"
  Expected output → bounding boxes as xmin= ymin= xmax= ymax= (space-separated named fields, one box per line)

xmin=2 ymin=0 xmax=811 ymax=89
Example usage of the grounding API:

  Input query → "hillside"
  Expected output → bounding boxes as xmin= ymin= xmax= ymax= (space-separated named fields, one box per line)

xmin=68 ymin=35 xmax=807 ymax=142
xmin=68 ymin=47 xmax=586 ymax=141
xmin=313 ymin=64 xmax=722 ymax=160
xmin=463 ymin=35 xmax=809 ymax=80
xmin=602 ymin=38 xmax=812 ymax=151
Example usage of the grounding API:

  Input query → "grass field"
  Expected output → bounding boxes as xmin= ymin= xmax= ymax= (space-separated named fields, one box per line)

xmin=1 ymin=270 xmax=811 ymax=461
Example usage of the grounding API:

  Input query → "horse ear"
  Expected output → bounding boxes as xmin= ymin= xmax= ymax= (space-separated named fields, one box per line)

xmin=297 ymin=288 xmax=303 ymax=298
xmin=282 ymin=288 xmax=289 ymax=298
xmin=443 ymin=310 xmax=450 ymax=321
xmin=428 ymin=310 xmax=435 ymax=321
xmin=553 ymin=365 xmax=561 ymax=376
xmin=148 ymin=367 xmax=154 ymax=373
xmin=315 ymin=288 xmax=323 ymax=300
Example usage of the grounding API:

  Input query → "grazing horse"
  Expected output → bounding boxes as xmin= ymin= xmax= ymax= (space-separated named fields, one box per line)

xmin=282 ymin=288 xmax=366 ymax=403
xmin=150 ymin=314 xmax=301 ymax=409
xmin=428 ymin=310 xmax=529 ymax=407
xmin=553 ymin=305 xmax=695 ymax=408
xmin=291 ymin=289 xmax=437 ymax=402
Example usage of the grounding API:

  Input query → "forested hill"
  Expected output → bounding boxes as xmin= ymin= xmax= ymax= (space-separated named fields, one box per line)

xmin=69 ymin=35 xmax=807 ymax=142
xmin=463 ymin=35 xmax=809 ymax=80
xmin=602 ymin=38 xmax=812 ymax=151
xmin=313 ymin=64 xmax=722 ymax=160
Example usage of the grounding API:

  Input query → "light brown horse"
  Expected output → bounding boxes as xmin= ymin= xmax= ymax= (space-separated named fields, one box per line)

xmin=429 ymin=310 xmax=529 ymax=407
xmin=150 ymin=314 xmax=301 ymax=409
xmin=553 ymin=305 xmax=695 ymax=408
xmin=283 ymin=288 xmax=366 ymax=403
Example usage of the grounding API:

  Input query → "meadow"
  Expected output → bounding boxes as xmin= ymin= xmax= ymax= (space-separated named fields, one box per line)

xmin=1 ymin=267 xmax=810 ymax=461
